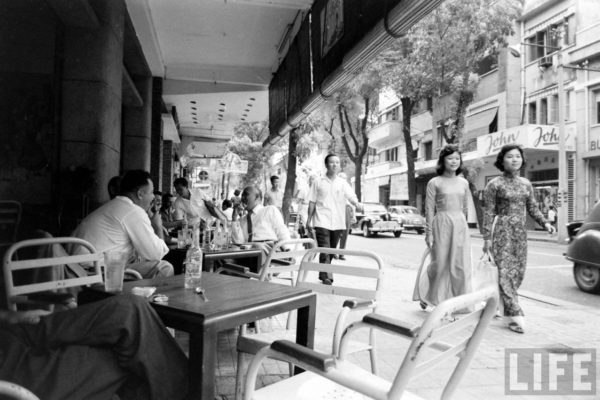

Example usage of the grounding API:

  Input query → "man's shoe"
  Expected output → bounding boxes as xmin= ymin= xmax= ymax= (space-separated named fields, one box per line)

xmin=321 ymin=279 xmax=333 ymax=285
xmin=338 ymin=255 xmax=346 ymax=260
xmin=332 ymin=254 xmax=339 ymax=260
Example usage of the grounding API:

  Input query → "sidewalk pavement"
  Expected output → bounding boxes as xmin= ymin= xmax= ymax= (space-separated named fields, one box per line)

xmin=209 ymin=237 xmax=599 ymax=400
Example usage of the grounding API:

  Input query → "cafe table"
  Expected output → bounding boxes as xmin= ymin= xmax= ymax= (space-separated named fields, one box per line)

xmin=79 ymin=273 xmax=316 ymax=400
xmin=163 ymin=245 xmax=263 ymax=275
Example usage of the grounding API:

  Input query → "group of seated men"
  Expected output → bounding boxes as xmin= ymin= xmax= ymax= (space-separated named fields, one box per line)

xmin=0 ymin=165 xmax=337 ymax=399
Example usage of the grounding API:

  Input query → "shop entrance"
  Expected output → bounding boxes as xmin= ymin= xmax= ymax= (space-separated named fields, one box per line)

xmin=379 ymin=184 xmax=390 ymax=207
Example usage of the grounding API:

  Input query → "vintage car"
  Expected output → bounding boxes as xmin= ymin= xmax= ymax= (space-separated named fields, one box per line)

xmin=388 ymin=205 xmax=426 ymax=235
xmin=352 ymin=202 xmax=403 ymax=238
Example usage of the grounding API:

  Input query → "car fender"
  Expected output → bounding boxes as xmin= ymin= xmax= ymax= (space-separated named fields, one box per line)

xmin=566 ymin=230 xmax=600 ymax=269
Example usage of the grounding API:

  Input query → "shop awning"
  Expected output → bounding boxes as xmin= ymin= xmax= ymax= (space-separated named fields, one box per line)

xmin=464 ymin=107 xmax=498 ymax=137
xmin=162 ymin=114 xmax=181 ymax=143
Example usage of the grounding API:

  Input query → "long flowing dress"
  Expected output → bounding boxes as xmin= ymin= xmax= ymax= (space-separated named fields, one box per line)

xmin=482 ymin=173 xmax=548 ymax=319
xmin=413 ymin=176 xmax=472 ymax=306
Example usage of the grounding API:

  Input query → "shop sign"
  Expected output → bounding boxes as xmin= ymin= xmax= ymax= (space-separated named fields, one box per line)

xmin=477 ymin=124 xmax=575 ymax=157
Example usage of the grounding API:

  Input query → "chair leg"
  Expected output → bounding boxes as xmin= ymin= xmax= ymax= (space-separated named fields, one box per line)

xmin=235 ymin=351 xmax=246 ymax=400
xmin=369 ymin=347 xmax=378 ymax=375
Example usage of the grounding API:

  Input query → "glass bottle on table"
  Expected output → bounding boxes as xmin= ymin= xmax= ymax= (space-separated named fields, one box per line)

xmin=184 ymin=226 xmax=203 ymax=290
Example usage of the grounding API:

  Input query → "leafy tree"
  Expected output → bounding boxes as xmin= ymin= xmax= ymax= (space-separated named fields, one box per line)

xmin=318 ymin=67 xmax=381 ymax=200
xmin=228 ymin=121 xmax=284 ymax=191
xmin=376 ymin=0 xmax=521 ymax=212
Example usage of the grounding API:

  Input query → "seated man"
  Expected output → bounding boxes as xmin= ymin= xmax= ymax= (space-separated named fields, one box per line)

xmin=173 ymin=177 xmax=228 ymax=226
xmin=0 ymin=295 xmax=188 ymax=400
xmin=73 ymin=170 xmax=173 ymax=278
xmin=231 ymin=186 xmax=291 ymax=261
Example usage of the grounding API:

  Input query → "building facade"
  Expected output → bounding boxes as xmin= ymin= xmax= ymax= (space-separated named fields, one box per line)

xmin=361 ymin=0 xmax=600 ymax=228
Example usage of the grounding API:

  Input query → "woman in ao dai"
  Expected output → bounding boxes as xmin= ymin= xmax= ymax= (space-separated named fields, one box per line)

xmin=417 ymin=144 xmax=472 ymax=307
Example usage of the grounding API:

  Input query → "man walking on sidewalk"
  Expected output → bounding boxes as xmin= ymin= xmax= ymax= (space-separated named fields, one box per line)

xmin=306 ymin=154 xmax=362 ymax=284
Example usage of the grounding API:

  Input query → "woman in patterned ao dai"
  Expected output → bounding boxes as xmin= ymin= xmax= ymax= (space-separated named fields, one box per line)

xmin=415 ymin=145 xmax=472 ymax=310
xmin=482 ymin=145 xmax=556 ymax=334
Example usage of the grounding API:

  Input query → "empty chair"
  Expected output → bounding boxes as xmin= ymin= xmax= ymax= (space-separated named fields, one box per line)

xmin=3 ymin=237 xmax=103 ymax=311
xmin=234 ymin=247 xmax=384 ymax=400
xmin=243 ymin=286 xmax=498 ymax=400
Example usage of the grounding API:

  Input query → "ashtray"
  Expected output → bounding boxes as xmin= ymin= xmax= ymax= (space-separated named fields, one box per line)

xmin=131 ymin=286 xmax=156 ymax=298
xmin=239 ymin=244 xmax=253 ymax=250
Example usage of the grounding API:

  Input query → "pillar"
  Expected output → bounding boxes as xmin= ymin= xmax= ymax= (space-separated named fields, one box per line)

xmin=162 ymin=140 xmax=174 ymax=193
xmin=59 ymin=0 xmax=124 ymax=208
xmin=150 ymin=77 xmax=163 ymax=190
xmin=122 ymin=76 xmax=152 ymax=172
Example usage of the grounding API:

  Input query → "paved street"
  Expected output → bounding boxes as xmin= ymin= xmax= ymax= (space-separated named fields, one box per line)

xmin=348 ymin=230 xmax=600 ymax=309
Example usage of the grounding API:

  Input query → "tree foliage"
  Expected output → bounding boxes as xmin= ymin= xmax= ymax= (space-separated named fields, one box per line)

xmin=227 ymin=121 xmax=284 ymax=190
xmin=317 ymin=66 xmax=381 ymax=200
xmin=374 ymin=0 xmax=521 ymax=208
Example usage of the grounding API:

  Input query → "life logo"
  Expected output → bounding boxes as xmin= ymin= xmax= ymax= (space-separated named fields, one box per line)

xmin=505 ymin=348 xmax=596 ymax=395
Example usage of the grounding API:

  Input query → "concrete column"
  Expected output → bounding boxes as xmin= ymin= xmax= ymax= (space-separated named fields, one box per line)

xmin=59 ymin=0 xmax=124 ymax=207
xmin=150 ymin=77 xmax=163 ymax=190
xmin=162 ymin=140 xmax=174 ymax=193
xmin=122 ymin=76 xmax=152 ymax=171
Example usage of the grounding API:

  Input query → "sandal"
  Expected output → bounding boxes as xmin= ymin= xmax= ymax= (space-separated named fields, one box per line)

xmin=419 ymin=301 xmax=428 ymax=310
xmin=508 ymin=322 xmax=524 ymax=334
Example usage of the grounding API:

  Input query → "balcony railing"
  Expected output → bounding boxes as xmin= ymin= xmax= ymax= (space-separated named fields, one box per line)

xmin=367 ymin=120 xmax=402 ymax=149
xmin=367 ymin=161 xmax=403 ymax=175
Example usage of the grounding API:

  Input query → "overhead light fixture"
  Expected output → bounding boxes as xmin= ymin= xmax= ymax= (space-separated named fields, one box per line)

xmin=190 ymin=100 xmax=196 ymax=104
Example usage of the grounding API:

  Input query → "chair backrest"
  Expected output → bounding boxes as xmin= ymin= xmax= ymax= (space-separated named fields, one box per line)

xmin=3 ymin=237 xmax=104 ymax=311
xmin=297 ymin=247 xmax=384 ymax=302
xmin=257 ymin=238 xmax=316 ymax=281
xmin=390 ymin=286 xmax=498 ymax=400
xmin=296 ymin=247 xmax=384 ymax=353
xmin=0 ymin=201 xmax=22 ymax=248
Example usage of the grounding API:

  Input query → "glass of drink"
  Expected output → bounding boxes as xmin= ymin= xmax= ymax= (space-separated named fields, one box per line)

xmin=104 ymin=251 xmax=126 ymax=292
xmin=177 ymin=230 xmax=186 ymax=249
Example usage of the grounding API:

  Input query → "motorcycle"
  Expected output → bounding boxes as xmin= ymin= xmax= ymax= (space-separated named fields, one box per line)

xmin=565 ymin=201 xmax=600 ymax=294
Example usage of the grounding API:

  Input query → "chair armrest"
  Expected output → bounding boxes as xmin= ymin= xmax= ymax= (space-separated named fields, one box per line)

xmin=271 ymin=340 xmax=336 ymax=372
xmin=342 ymin=299 xmax=376 ymax=310
xmin=362 ymin=313 xmax=420 ymax=338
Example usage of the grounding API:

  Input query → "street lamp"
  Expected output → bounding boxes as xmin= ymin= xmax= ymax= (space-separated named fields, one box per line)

xmin=509 ymin=41 xmax=567 ymax=243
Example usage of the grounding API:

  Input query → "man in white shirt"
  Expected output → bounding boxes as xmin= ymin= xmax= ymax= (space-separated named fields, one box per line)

xmin=73 ymin=170 xmax=173 ymax=278
xmin=232 ymin=186 xmax=291 ymax=246
xmin=263 ymin=175 xmax=284 ymax=211
xmin=306 ymin=154 xmax=363 ymax=284
xmin=173 ymin=177 xmax=228 ymax=226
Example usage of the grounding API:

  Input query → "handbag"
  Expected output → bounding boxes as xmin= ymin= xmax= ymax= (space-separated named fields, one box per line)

xmin=473 ymin=251 xmax=499 ymax=291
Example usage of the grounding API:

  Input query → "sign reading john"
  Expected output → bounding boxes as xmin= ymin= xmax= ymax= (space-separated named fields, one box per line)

xmin=477 ymin=124 xmax=576 ymax=157
xmin=321 ymin=0 xmax=344 ymax=56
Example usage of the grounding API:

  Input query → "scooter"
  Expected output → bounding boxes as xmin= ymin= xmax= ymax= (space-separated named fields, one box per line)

xmin=565 ymin=201 xmax=600 ymax=294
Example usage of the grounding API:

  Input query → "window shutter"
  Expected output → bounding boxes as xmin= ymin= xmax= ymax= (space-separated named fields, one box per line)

xmin=567 ymin=154 xmax=575 ymax=222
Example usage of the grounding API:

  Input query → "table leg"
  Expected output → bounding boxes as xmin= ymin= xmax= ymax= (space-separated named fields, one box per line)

xmin=188 ymin=327 xmax=218 ymax=400
xmin=294 ymin=295 xmax=316 ymax=374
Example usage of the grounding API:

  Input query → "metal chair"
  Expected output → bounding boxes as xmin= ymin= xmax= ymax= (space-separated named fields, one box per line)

xmin=0 ymin=381 xmax=39 ymax=400
xmin=234 ymin=247 xmax=384 ymax=400
xmin=3 ymin=237 xmax=103 ymax=311
xmin=243 ymin=286 xmax=498 ymax=400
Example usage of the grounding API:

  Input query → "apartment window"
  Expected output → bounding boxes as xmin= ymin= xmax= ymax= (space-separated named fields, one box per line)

xmin=527 ymin=31 xmax=546 ymax=62
xmin=549 ymin=94 xmax=558 ymax=124
xmin=424 ymin=141 xmax=433 ymax=160
xmin=385 ymin=147 xmax=399 ymax=162
xmin=565 ymin=15 xmax=575 ymax=45
xmin=391 ymin=106 xmax=399 ymax=121
xmin=528 ymin=102 xmax=537 ymax=124
xmin=540 ymin=98 xmax=548 ymax=125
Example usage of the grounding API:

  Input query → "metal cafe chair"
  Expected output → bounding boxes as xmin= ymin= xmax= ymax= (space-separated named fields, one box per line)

xmin=244 ymin=286 xmax=498 ymax=400
xmin=3 ymin=237 xmax=103 ymax=311
xmin=0 ymin=381 xmax=39 ymax=400
xmin=234 ymin=247 xmax=384 ymax=400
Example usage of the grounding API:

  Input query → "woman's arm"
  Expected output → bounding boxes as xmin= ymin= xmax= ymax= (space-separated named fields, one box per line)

xmin=525 ymin=179 xmax=555 ymax=234
xmin=424 ymin=179 xmax=436 ymax=247
xmin=482 ymin=180 xmax=498 ymax=252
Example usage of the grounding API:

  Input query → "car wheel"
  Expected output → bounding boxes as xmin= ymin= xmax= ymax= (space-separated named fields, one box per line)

xmin=573 ymin=263 xmax=600 ymax=293
xmin=394 ymin=231 xmax=402 ymax=238
xmin=417 ymin=229 xmax=424 ymax=235
xmin=362 ymin=224 xmax=371 ymax=238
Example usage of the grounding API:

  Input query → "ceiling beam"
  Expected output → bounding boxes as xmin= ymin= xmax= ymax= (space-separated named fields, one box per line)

xmin=166 ymin=64 xmax=272 ymax=86
xmin=124 ymin=0 xmax=165 ymax=77
xmin=223 ymin=0 xmax=312 ymax=10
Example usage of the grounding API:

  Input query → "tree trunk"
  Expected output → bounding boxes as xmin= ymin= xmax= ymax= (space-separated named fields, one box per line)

xmin=282 ymin=129 xmax=298 ymax=224
xmin=401 ymin=97 xmax=417 ymax=207
xmin=354 ymin=154 xmax=363 ymax=201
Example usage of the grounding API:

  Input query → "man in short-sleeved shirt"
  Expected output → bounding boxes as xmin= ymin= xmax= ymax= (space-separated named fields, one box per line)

xmin=263 ymin=175 xmax=284 ymax=212
xmin=306 ymin=154 xmax=362 ymax=284
xmin=73 ymin=170 xmax=173 ymax=278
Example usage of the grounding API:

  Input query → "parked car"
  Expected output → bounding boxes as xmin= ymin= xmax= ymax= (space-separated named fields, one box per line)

xmin=388 ymin=205 xmax=426 ymax=235
xmin=352 ymin=203 xmax=403 ymax=238
xmin=565 ymin=200 xmax=600 ymax=294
